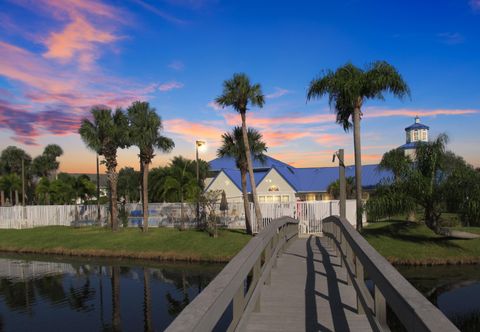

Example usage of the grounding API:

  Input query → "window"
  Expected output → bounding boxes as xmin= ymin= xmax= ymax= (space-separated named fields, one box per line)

xmin=281 ymin=195 xmax=290 ymax=202
xmin=259 ymin=196 xmax=265 ymax=203
xmin=413 ymin=130 xmax=418 ymax=141
xmin=273 ymin=196 xmax=281 ymax=203
xmin=306 ymin=193 xmax=316 ymax=201
xmin=268 ymin=185 xmax=279 ymax=192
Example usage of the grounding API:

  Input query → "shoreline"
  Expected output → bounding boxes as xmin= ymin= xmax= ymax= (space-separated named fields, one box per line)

xmin=0 ymin=246 xmax=233 ymax=263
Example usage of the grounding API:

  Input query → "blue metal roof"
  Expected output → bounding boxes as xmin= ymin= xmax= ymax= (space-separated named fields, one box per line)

xmin=405 ymin=123 xmax=429 ymax=131
xmin=208 ymin=155 xmax=391 ymax=193
xmin=398 ymin=142 xmax=419 ymax=150
xmin=209 ymin=155 xmax=291 ymax=171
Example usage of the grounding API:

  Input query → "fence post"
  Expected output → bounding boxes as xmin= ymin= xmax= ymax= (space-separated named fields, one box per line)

xmin=374 ymin=285 xmax=387 ymax=328
xmin=338 ymin=149 xmax=346 ymax=219
xmin=355 ymin=257 xmax=365 ymax=314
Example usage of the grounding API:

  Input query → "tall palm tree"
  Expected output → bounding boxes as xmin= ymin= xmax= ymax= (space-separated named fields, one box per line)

xmin=307 ymin=61 xmax=410 ymax=230
xmin=79 ymin=108 xmax=129 ymax=231
xmin=32 ymin=144 xmax=63 ymax=178
xmin=163 ymin=157 xmax=199 ymax=229
xmin=127 ymin=101 xmax=174 ymax=232
xmin=215 ymin=73 xmax=265 ymax=228
xmin=217 ymin=127 xmax=267 ymax=235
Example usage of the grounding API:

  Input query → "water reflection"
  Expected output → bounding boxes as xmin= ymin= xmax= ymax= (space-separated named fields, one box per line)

xmin=0 ymin=254 xmax=223 ymax=332
xmin=397 ymin=264 xmax=480 ymax=332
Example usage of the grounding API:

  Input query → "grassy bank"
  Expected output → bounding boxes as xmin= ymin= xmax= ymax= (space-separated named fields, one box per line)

xmin=0 ymin=226 xmax=251 ymax=262
xmin=362 ymin=221 xmax=480 ymax=265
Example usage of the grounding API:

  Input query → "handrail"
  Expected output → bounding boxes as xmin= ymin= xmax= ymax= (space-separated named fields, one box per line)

xmin=322 ymin=216 xmax=459 ymax=332
xmin=166 ymin=216 xmax=298 ymax=332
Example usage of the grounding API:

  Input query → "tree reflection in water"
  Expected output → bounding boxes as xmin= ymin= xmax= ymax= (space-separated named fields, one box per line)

xmin=0 ymin=256 xmax=223 ymax=332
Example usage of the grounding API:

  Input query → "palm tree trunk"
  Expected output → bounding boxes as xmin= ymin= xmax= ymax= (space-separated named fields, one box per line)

xmin=143 ymin=268 xmax=152 ymax=332
xmin=353 ymin=105 xmax=363 ymax=231
xmin=0 ymin=191 xmax=4 ymax=206
xmin=142 ymin=161 xmax=149 ymax=233
xmin=240 ymin=167 xmax=253 ymax=235
xmin=108 ymin=168 xmax=119 ymax=231
xmin=240 ymin=112 xmax=263 ymax=230
xmin=15 ymin=190 xmax=19 ymax=206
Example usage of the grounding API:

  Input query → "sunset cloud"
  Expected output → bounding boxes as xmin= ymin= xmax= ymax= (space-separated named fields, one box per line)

xmin=164 ymin=119 xmax=224 ymax=142
xmin=207 ymin=101 xmax=222 ymax=111
xmin=364 ymin=107 xmax=479 ymax=118
xmin=158 ymin=81 xmax=184 ymax=92
xmin=168 ymin=60 xmax=185 ymax=70
xmin=131 ymin=0 xmax=187 ymax=24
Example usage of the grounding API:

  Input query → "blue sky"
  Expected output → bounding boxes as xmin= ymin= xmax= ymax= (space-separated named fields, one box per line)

xmin=0 ymin=0 xmax=479 ymax=172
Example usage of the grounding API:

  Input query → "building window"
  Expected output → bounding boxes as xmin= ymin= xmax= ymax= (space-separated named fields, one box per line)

xmin=281 ymin=195 xmax=290 ymax=202
xmin=413 ymin=130 xmax=418 ymax=141
xmin=306 ymin=193 xmax=316 ymax=201
xmin=259 ymin=196 xmax=265 ymax=203
xmin=273 ymin=196 xmax=281 ymax=203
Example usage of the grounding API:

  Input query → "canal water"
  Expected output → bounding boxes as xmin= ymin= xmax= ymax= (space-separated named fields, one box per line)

xmin=0 ymin=253 xmax=478 ymax=331
xmin=0 ymin=253 xmax=223 ymax=332
xmin=397 ymin=264 xmax=480 ymax=332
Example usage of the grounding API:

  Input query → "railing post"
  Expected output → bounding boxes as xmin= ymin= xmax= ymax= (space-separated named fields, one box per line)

xmin=253 ymin=258 xmax=261 ymax=312
xmin=355 ymin=257 xmax=365 ymax=314
xmin=232 ymin=285 xmax=245 ymax=329
xmin=374 ymin=285 xmax=387 ymax=328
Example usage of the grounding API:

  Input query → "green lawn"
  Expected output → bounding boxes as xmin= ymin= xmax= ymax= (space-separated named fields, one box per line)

xmin=0 ymin=226 xmax=251 ymax=262
xmin=362 ymin=221 xmax=480 ymax=265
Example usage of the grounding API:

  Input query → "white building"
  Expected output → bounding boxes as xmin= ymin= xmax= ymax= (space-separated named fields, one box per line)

xmin=205 ymin=155 xmax=391 ymax=203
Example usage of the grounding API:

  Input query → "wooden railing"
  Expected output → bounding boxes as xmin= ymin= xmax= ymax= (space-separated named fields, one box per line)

xmin=322 ymin=216 xmax=460 ymax=332
xmin=166 ymin=217 xmax=298 ymax=332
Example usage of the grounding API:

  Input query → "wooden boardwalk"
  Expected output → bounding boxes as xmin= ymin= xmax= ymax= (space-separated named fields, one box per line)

xmin=244 ymin=236 xmax=373 ymax=332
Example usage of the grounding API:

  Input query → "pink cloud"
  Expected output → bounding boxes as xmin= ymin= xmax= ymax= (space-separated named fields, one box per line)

xmin=223 ymin=112 xmax=335 ymax=128
xmin=364 ymin=107 xmax=479 ymax=118
xmin=159 ymin=81 xmax=184 ymax=92
xmin=207 ymin=101 xmax=222 ymax=111
xmin=164 ymin=119 xmax=224 ymax=142
xmin=43 ymin=15 xmax=119 ymax=69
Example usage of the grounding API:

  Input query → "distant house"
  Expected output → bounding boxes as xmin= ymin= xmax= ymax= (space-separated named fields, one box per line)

xmin=205 ymin=155 xmax=391 ymax=203
xmin=69 ymin=173 xmax=109 ymax=199
xmin=398 ymin=116 xmax=429 ymax=158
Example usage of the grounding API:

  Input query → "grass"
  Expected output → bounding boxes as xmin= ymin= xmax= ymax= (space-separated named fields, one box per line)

xmin=362 ymin=221 xmax=480 ymax=265
xmin=0 ymin=226 xmax=251 ymax=262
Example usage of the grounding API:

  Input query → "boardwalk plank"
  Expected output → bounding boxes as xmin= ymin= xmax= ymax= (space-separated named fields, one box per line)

xmin=244 ymin=236 xmax=372 ymax=332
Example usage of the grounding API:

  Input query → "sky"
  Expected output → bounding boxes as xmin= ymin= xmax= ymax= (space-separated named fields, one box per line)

xmin=0 ymin=0 xmax=479 ymax=173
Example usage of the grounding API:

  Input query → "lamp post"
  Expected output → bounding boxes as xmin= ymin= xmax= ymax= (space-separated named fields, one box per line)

xmin=96 ymin=153 xmax=101 ymax=224
xmin=195 ymin=140 xmax=206 ymax=222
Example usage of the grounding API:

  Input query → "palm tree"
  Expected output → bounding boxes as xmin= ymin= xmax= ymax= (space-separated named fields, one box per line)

xmin=32 ymin=144 xmax=63 ymax=178
xmin=217 ymin=127 xmax=267 ymax=235
xmin=307 ymin=61 xmax=410 ymax=230
xmin=0 ymin=174 xmax=21 ymax=205
xmin=163 ymin=157 xmax=199 ymax=229
xmin=118 ymin=167 xmax=141 ymax=203
xmin=327 ymin=177 xmax=356 ymax=200
xmin=79 ymin=108 xmax=129 ymax=231
xmin=378 ymin=148 xmax=411 ymax=182
xmin=127 ymin=101 xmax=174 ymax=233
xmin=215 ymin=73 xmax=265 ymax=229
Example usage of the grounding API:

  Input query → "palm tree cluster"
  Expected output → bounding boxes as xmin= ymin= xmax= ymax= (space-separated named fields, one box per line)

xmin=0 ymin=145 xmax=64 ymax=206
xmin=367 ymin=134 xmax=480 ymax=230
xmin=79 ymin=101 xmax=174 ymax=232
xmin=35 ymin=173 xmax=96 ymax=205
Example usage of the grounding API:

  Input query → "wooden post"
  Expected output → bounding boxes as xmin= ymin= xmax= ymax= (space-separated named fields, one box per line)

xmin=374 ymin=285 xmax=387 ymax=328
xmin=253 ymin=258 xmax=261 ymax=312
xmin=338 ymin=149 xmax=346 ymax=219
xmin=356 ymin=258 xmax=365 ymax=314
xmin=232 ymin=286 xmax=245 ymax=329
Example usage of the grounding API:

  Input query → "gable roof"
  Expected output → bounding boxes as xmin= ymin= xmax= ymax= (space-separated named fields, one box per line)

xmin=208 ymin=155 xmax=392 ymax=193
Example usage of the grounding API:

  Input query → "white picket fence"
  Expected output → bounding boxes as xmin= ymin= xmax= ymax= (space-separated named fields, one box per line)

xmin=0 ymin=200 xmax=364 ymax=231
xmin=251 ymin=200 xmax=365 ymax=234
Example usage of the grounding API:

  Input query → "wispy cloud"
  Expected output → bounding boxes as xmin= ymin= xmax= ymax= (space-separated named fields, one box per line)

xmin=437 ymin=32 xmax=465 ymax=45
xmin=164 ymin=119 xmax=224 ymax=142
xmin=207 ymin=101 xmax=222 ymax=111
xmin=168 ymin=60 xmax=185 ymax=70
xmin=470 ymin=0 xmax=480 ymax=11
xmin=365 ymin=107 xmax=478 ymax=118
xmin=158 ymin=81 xmax=184 ymax=91
xmin=265 ymin=87 xmax=291 ymax=99
xmin=131 ymin=0 xmax=188 ymax=24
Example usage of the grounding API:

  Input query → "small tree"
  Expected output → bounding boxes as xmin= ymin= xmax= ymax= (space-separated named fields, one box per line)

xmin=200 ymin=190 xmax=222 ymax=238
xmin=327 ymin=177 xmax=356 ymax=199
